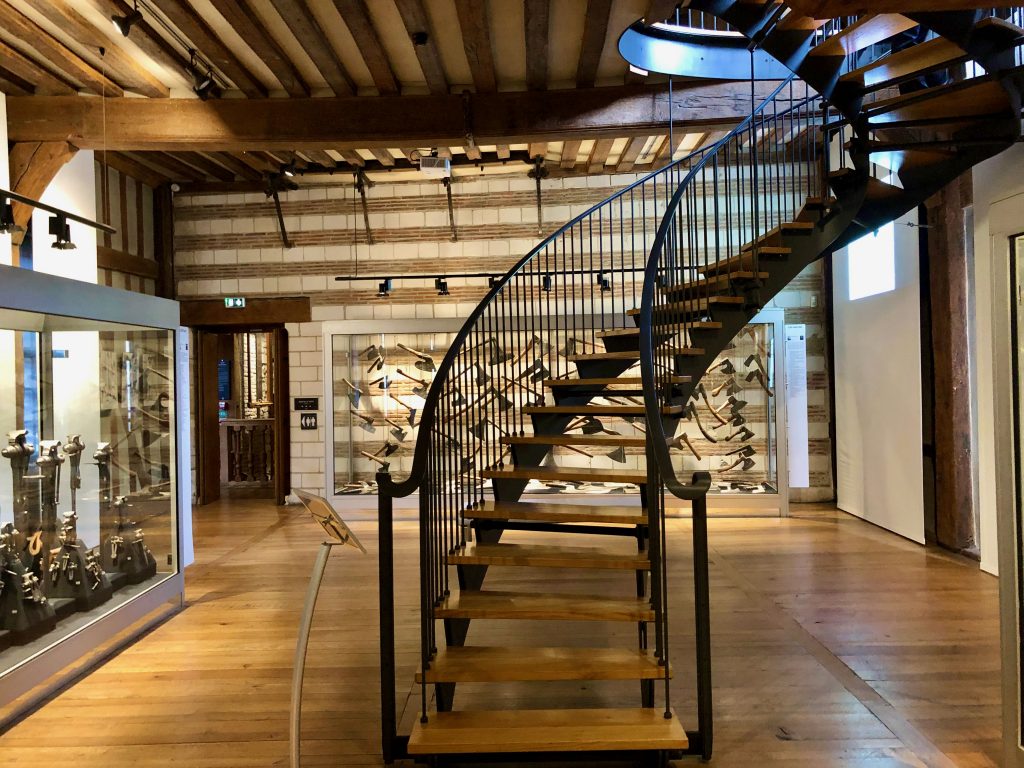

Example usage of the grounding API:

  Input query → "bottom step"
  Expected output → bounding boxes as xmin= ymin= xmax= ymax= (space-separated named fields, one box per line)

xmin=408 ymin=708 xmax=688 ymax=755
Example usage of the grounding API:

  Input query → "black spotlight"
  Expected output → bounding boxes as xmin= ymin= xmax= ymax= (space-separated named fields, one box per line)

xmin=282 ymin=161 xmax=297 ymax=178
xmin=49 ymin=215 xmax=75 ymax=250
xmin=189 ymin=51 xmax=221 ymax=100
xmin=542 ymin=274 xmax=552 ymax=292
xmin=0 ymin=201 xmax=24 ymax=235
xmin=434 ymin=277 xmax=449 ymax=296
xmin=111 ymin=1 xmax=142 ymax=37
xmin=597 ymin=270 xmax=611 ymax=292
xmin=488 ymin=275 xmax=499 ymax=288
xmin=377 ymin=279 xmax=393 ymax=298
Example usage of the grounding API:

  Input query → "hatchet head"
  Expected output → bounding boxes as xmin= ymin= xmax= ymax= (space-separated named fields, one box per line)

xmin=745 ymin=353 xmax=766 ymax=374
xmin=558 ymin=338 xmax=577 ymax=358
xmin=406 ymin=408 xmax=418 ymax=428
xmin=475 ymin=364 xmax=490 ymax=386
xmin=380 ymin=442 xmax=399 ymax=457
xmin=740 ymin=457 xmax=755 ymax=471
xmin=487 ymin=386 xmax=514 ymax=412
xmin=725 ymin=380 xmax=742 ymax=396
xmin=367 ymin=354 xmax=385 ymax=373
xmin=377 ymin=375 xmax=391 ymax=390
xmin=728 ymin=396 xmax=747 ymax=412
xmin=606 ymin=446 xmax=626 ymax=464
xmin=469 ymin=419 xmax=489 ymax=440
xmin=349 ymin=388 xmax=361 ymax=408
xmin=581 ymin=417 xmax=604 ymax=435
xmin=413 ymin=382 xmax=429 ymax=398
xmin=451 ymin=387 xmax=465 ymax=406
xmin=414 ymin=358 xmax=436 ymax=373
xmin=728 ymin=413 xmax=746 ymax=427
xmin=530 ymin=363 xmax=550 ymax=383
xmin=361 ymin=344 xmax=379 ymax=361
xmin=720 ymin=359 xmax=735 ymax=375
xmin=488 ymin=339 xmax=513 ymax=366
xmin=390 ymin=426 xmax=408 ymax=442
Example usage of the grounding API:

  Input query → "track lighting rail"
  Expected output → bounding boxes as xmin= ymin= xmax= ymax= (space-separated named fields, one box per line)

xmin=0 ymin=188 xmax=117 ymax=234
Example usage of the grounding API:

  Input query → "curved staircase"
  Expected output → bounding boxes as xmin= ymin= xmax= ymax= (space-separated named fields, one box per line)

xmin=375 ymin=6 xmax=1024 ymax=765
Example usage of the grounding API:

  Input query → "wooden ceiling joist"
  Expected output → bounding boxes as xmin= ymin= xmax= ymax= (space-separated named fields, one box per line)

xmin=369 ymin=148 xmax=396 ymax=166
xmin=0 ymin=39 xmax=76 ymax=95
xmin=333 ymin=0 xmax=399 ymax=95
xmin=560 ymin=139 xmax=582 ymax=169
xmin=524 ymin=0 xmax=550 ymax=91
xmin=0 ymin=4 xmax=122 ymax=97
xmin=207 ymin=0 xmax=310 ymax=97
xmin=176 ymin=152 xmax=236 ymax=181
xmin=394 ymin=0 xmax=448 ymax=96
xmin=528 ymin=142 xmax=548 ymax=160
xmin=587 ymin=137 xmax=615 ymax=174
xmin=576 ymin=0 xmax=613 ymax=88
xmin=129 ymin=151 xmax=206 ymax=182
xmin=18 ymin=0 xmax=169 ymax=98
xmin=465 ymin=144 xmax=482 ymax=161
xmin=302 ymin=149 xmax=339 ymax=168
xmin=6 ymin=81 xmax=773 ymax=150
xmin=615 ymin=135 xmax=648 ymax=172
xmin=97 ymin=152 xmax=171 ymax=188
xmin=203 ymin=152 xmax=264 ymax=181
xmin=82 ymin=0 xmax=192 ymax=82
xmin=338 ymin=149 xmax=366 ymax=167
xmin=496 ymin=144 xmax=511 ymax=159
xmin=271 ymin=0 xmax=355 ymax=97
xmin=148 ymin=0 xmax=268 ymax=98
xmin=454 ymin=0 xmax=497 ymax=93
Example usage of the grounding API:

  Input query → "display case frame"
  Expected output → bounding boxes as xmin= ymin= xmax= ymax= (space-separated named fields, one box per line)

xmin=0 ymin=265 xmax=188 ymax=721
xmin=323 ymin=312 xmax=790 ymax=517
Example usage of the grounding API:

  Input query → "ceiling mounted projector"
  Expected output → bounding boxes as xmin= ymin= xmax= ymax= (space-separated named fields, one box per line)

xmin=419 ymin=156 xmax=451 ymax=178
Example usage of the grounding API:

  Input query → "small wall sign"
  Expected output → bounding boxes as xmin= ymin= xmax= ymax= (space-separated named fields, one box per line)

xmin=224 ymin=297 xmax=246 ymax=308
xmin=300 ymin=413 xmax=318 ymax=430
xmin=294 ymin=397 xmax=319 ymax=411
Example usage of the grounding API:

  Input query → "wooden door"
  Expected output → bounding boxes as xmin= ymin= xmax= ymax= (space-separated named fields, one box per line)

xmin=271 ymin=327 xmax=290 ymax=505
xmin=194 ymin=330 xmax=221 ymax=505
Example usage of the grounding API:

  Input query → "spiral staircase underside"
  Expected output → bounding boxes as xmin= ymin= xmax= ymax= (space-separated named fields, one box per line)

xmin=400 ymin=5 xmax=1024 ymax=764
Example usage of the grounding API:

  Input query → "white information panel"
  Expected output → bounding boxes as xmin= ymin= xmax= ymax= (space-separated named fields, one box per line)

xmin=785 ymin=324 xmax=809 ymax=488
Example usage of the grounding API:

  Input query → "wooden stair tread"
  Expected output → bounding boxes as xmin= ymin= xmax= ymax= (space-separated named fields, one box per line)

xmin=626 ymin=295 xmax=745 ymax=316
xmin=503 ymin=434 xmax=646 ymax=447
xmin=466 ymin=500 xmax=646 ymax=524
xmin=523 ymin=404 xmax=681 ymax=416
xmin=867 ymin=79 xmax=1009 ymax=124
xmin=859 ymin=141 xmax=954 ymax=174
xmin=482 ymin=465 xmax=648 ymax=485
xmin=436 ymin=590 xmax=655 ymax=621
xmin=661 ymin=271 xmax=768 ymax=296
xmin=416 ymin=646 xmax=667 ymax=683
xmin=699 ymin=248 xmax=791 ymax=277
xmin=407 ymin=708 xmax=688 ymax=754
xmin=740 ymin=222 xmax=814 ymax=251
xmin=811 ymin=13 xmax=918 ymax=58
xmin=839 ymin=36 xmax=966 ymax=89
xmin=543 ymin=376 xmax=690 ymax=388
xmin=568 ymin=348 xmax=703 ymax=362
xmin=449 ymin=542 xmax=650 ymax=570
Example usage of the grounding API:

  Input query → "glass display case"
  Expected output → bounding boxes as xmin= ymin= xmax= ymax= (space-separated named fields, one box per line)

xmin=0 ymin=265 xmax=185 ymax=717
xmin=326 ymin=314 xmax=787 ymax=512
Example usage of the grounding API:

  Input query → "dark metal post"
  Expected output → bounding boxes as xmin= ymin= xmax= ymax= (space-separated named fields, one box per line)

xmin=377 ymin=477 xmax=398 ymax=764
xmin=691 ymin=472 xmax=713 ymax=761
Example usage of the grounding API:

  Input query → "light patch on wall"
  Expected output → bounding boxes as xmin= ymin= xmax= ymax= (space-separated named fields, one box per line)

xmin=848 ymin=221 xmax=895 ymax=301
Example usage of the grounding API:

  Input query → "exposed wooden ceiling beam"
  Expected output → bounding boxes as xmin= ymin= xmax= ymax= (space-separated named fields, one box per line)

xmin=8 ymin=141 xmax=78 ymax=236
xmin=270 ymin=0 xmax=354 ymax=96
xmin=454 ymin=0 xmax=496 ymax=93
xmin=7 ymin=81 xmax=775 ymax=150
xmin=496 ymin=144 xmax=511 ymax=159
xmin=615 ymin=135 xmax=648 ymax=172
xmin=465 ymin=144 xmax=482 ymax=161
xmin=394 ymin=0 xmax=448 ymax=96
xmin=203 ymin=152 xmax=264 ymax=181
xmin=0 ymin=39 xmax=76 ymax=95
xmin=97 ymin=152 xmax=171 ymax=188
xmin=0 ymin=70 xmax=32 ymax=97
xmin=339 ymin=149 xmax=365 ymax=167
xmin=576 ymin=0 xmax=613 ymax=89
xmin=333 ymin=0 xmax=398 ymax=95
xmin=587 ymin=138 xmax=615 ymax=174
xmin=528 ymin=142 xmax=547 ymax=159
xmin=230 ymin=150 xmax=277 ymax=175
xmin=369 ymin=148 xmax=396 ymax=166
xmin=17 ymin=0 xmax=169 ymax=98
xmin=0 ymin=4 xmax=122 ymax=96
xmin=302 ymin=149 xmax=338 ymax=168
xmin=524 ymin=0 xmax=549 ymax=91
xmin=207 ymin=0 xmax=310 ymax=97
xmin=128 ymin=151 xmax=206 ymax=182
xmin=82 ymin=0 xmax=192 ymax=82
xmin=148 ymin=0 xmax=267 ymax=98
xmin=560 ymin=139 xmax=581 ymax=169
xmin=176 ymin=151 xmax=236 ymax=181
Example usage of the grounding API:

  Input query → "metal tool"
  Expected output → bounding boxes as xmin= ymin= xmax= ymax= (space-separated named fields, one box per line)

xmin=64 ymin=435 xmax=85 ymax=514
xmin=397 ymin=343 xmax=437 ymax=373
xmin=341 ymin=378 xmax=364 ymax=407
xmin=350 ymin=409 xmax=376 ymax=434
xmin=745 ymin=368 xmax=774 ymax=396
xmin=384 ymin=418 xmax=408 ymax=443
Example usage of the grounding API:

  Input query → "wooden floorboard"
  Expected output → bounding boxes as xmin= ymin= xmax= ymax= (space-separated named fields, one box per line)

xmin=0 ymin=501 xmax=1001 ymax=767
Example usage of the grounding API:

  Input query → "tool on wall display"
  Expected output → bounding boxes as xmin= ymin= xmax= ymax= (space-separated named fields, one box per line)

xmin=64 ymin=435 xmax=85 ymax=514
xmin=0 ymin=521 xmax=56 ymax=645
xmin=2 ymin=430 xmax=34 ymax=554
xmin=338 ymin=324 xmax=778 ymax=495
xmin=101 ymin=495 xmax=158 ymax=584
xmin=47 ymin=510 xmax=113 ymax=613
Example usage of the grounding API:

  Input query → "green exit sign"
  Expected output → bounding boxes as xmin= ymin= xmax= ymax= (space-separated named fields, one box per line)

xmin=224 ymin=297 xmax=246 ymax=308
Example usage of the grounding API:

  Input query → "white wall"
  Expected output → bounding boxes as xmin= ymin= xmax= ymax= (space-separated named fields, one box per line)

xmin=833 ymin=208 xmax=926 ymax=544
xmin=32 ymin=150 xmax=97 ymax=280
xmin=973 ymin=143 xmax=1024 ymax=575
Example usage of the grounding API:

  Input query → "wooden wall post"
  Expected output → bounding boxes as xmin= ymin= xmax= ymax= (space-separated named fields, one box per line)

xmin=925 ymin=172 xmax=976 ymax=553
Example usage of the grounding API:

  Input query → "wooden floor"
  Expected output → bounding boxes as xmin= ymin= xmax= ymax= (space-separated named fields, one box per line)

xmin=0 ymin=500 xmax=1001 ymax=767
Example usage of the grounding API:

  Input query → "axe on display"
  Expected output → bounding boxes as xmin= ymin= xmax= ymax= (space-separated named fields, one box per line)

xmin=474 ymin=363 xmax=490 ymax=386
xmin=360 ymin=450 xmax=391 ymax=471
xmin=341 ymin=378 xmax=363 ymax=407
xmin=488 ymin=338 xmax=513 ymax=366
xmin=397 ymin=343 xmax=437 ymax=373
xmin=350 ymin=409 xmax=376 ymax=433
xmin=396 ymin=369 xmax=431 ymax=397
xmin=668 ymin=433 xmax=701 ymax=460
xmin=384 ymin=418 xmax=408 ymax=442
xmin=711 ymin=377 xmax=740 ymax=398
xmin=369 ymin=374 xmax=391 ymax=391
xmin=713 ymin=395 xmax=748 ymax=415
xmin=485 ymin=386 xmax=515 ymax=412
xmin=685 ymin=402 xmax=718 ymax=443
xmin=725 ymin=444 xmax=756 ymax=458
xmin=693 ymin=383 xmax=727 ymax=425
xmin=366 ymin=354 xmax=386 ymax=373
xmin=710 ymin=358 xmax=736 ymax=375
xmin=361 ymin=344 xmax=381 ymax=361
xmin=376 ymin=441 xmax=400 ymax=458
xmin=606 ymin=445 xmax=627 ymax=464
xmin=387 ymin=394 xmax=419 ymax=427
xmin=745 ymin=368 xmax=774 ymax=396
xmin=518 ymin=357 xmax=550 ymax=383
xmin=727 ymin=426 xmax=756 ymax=442
xmin=745 ymin=353 xmax=767 ymax=375
xmin=714 ymin=412 xmax=747 ymax=430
